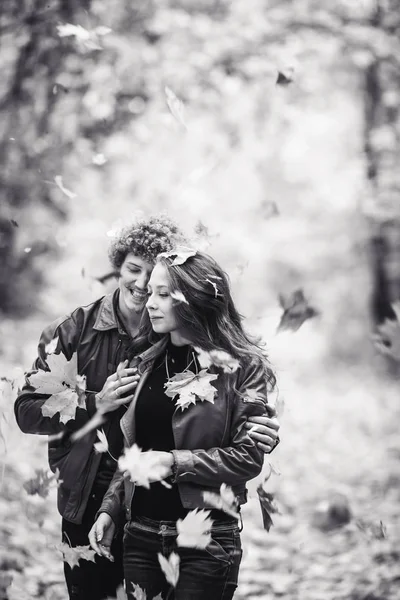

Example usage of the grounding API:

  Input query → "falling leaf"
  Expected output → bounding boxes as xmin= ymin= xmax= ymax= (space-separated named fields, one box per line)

xmin=171 ymin=290 xmax=189 ymax=305
xmin=165 ymin=87 xmax=187 ymax=129
xmin=28 ymin=352 xmax=86 ymax=424
xmin=24 ymin=247 xmax=31 ymax=253
xmin=10 ymin=219 xmax=19 ymax=227
xmin=356 ymin=518 xmax=387 ymax=540
xmin=47 ymin=431 xmax=65 ymax=443
xmin=164 ymin=369 xmax=218 ymax=411
xmin=45 ymin=336 xmax=59 ymax=356
xmin=158 ymin=246 xmax=196 ymax=266
xmin=94 ymin=428 xmax=109 ymax=453
xmin=256 ymin=481 xmax=280 ymax=532
xmin=194 ymin=348 xmax=240 ymax=373
xmin=118 ymin=444 xmax=171 ymax=488
xmin=92 ymin=153 xmax=108 ymax=166
xmin=52 ymin=82 xmax=69 ymax=95
xmin=277 ymin=289 xmax=319 ymax=333
xmin=131 ymin=584 xmax=147 ymax=600
xmin=56 ymin=543 xmax=96 ymax=569
xmin=203 ymin=484 xmax=240 ymax=519
xmin=177 ymin=509 xmax=213 ymax=549
xmin=23 ymin=468 xmax=55 ymax=498
xmin=56 ymin=23 xmax=110 ymax=51
xmin=276 ymin=68 xmax=294 ymax=86
xmin=71 ymin=411 xmax=105 ymax=442
xmin=373 ymin=302 xmax=400 ymax=361
xmin=158 ymin=552 xmax=180 ymax=587
xmin=54 ymin=175 xmax=77 ymax=199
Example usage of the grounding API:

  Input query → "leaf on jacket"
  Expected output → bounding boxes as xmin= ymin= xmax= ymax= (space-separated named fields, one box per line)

xmin=164 ymin=369 xmax=218 ymax=411
xmin=45 ymin=336 xmax=59 ymax=356
xmin=158 ymin=552 xmax=180 ymax=587
xmin=202 ymin=483 xmax=240 ymax=520
xmin=171 ymin=290 xmax=189 ymax=305
xmin=195 ymin=348 xmax=240 ymax=373
xmin=23 ymin=468 xmax=55 ymax=498
xmin=165 ymin=87 xmax=187 ymax=129
xmin=118 ymin=444 xmax=171 ymax=488
xmin=28 ymin=352 xmax=86 ymax=424
xmin=256 ymin=481 xmax=280 ymax=532
xmin=56 ymin=543 xmax=96 ymax=569
xmin=94 ymin=428 xmax=109 ymax=454
xmin=176 ymin=509 xmax=213 ymax=549
xmin=158 ymin=246 xmax=196 ymax=266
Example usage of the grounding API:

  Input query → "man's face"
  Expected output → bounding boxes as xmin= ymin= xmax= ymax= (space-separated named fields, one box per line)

xmin=119 ymin=253 xmax=154 ymax=314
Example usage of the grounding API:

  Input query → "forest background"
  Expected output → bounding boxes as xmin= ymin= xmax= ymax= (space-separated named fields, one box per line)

xmin=1 ymin=0 xmax=400 ymax=599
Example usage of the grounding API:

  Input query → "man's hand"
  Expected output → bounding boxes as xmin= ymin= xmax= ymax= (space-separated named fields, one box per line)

xmin=95 ymin=360 xmax=140 ymax=413
xmin=245 ymin=414 xmax=280 ymax=454
xmin=88 ymin=513 xmax=115 ymax=560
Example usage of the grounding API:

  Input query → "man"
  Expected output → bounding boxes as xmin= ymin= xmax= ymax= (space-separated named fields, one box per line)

xmin=15 ymin=215 xmax=280 ymax=600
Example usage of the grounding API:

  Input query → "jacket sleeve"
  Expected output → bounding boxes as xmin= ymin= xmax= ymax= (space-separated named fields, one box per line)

xmin=171 ymin=362 xmax=268 ymax=487
xmin=97 ymin=468 xmax=125 ymax=528
xmin=14 ymin=314 xmax=94 ymax=435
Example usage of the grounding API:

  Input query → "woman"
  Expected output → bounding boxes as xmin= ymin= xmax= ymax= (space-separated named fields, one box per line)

xmin=89 ymin=249 xmax=277 ymax=599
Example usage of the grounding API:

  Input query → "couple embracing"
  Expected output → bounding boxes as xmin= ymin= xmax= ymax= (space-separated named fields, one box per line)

xmin=15 ymin=215 xmax=280 ymax=600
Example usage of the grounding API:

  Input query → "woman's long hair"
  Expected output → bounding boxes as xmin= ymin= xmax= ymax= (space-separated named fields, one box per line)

xmin=128 ymin=251 xmax=276 ymax=391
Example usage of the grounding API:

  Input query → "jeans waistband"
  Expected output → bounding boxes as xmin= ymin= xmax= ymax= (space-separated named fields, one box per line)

xmin=129 ymin=515 xmax=239 ymax=536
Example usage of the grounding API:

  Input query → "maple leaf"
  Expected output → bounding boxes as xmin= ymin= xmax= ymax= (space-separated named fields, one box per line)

xmin=171 ymin=290 xmax=189 ymax=305
xmin=131 ymin=584 xmax=147 ymax=600
xmin=373 ymin=302 xmax=400 ymax=361
xmin=94 ymin=428 xmax=109 ymax=453
xmin=45 ymin=336 xmax=59 ymax=355
xmin=176 ymin=509 xmax=213 ymax=549
xmin=23 ymin=468 xmax=54 ymax=498
xmin=164 ymin=369 xmax=218 ymax=411
xmin=202 ymin=484 xmax=240 ymax=520
xmin=195 ymin=348 xmax=240 ymax=373
xmin=28 ymin=352 xmax=86 ymax=424
xmin=158 ymin=246 xmax=196 ymax=266
xmin=118 ymin=444 xmax=171 ymax=488
xmin=158 ymin=552 xmax=180 ymax=587
xmin=165 ymin=87 xmax=187 ymax=129
xmin=54 ymin=175 xmax=77 ymax=199
xmin=256 ymin=481 xmax=280 ymax=532
xmin=277 ymin=289 xmax=319 ymax=333
xmin=56 ymin=543 xmax=96 ymax=569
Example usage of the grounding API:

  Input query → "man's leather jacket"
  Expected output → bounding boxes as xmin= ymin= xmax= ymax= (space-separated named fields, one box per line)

xmin=14 ymin=290 xmax=131 ymax=524
xmin=99 ymin=338 xmax=268 ymax=525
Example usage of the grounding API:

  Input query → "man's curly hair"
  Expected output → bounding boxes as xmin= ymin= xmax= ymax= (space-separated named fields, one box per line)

xmin=108 ymin=215 xmax=185 ymax=270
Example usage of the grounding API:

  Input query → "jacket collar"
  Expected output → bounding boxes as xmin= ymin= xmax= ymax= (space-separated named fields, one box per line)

xmin=93 ymin=289 xmax=122 ymax=332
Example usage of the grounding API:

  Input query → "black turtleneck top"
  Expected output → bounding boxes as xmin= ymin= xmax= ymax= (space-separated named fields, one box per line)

xmin=130 ymin=341 xmax=193 ymax=520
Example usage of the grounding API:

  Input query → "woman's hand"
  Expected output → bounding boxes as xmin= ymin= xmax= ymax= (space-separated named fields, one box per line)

xmin=244 ymin=414 xmax=280 ymax=453
xmin=95 ymin=360 xmax=140 ymax=413
xmin=88 ymin=513 xmax=115 ymax=560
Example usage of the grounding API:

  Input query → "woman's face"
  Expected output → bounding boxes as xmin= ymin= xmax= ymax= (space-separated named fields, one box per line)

xmin=119 ymin=253 xmax=154 ymax=315
xmin=146 ymin=263 xmax=184 ymax=340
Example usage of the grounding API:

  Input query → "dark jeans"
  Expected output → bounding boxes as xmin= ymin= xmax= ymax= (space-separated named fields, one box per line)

xmin=123 ymin=516 xmax=242 ymax=600
xmin=62 ymin=490 xmax=124 ymax=600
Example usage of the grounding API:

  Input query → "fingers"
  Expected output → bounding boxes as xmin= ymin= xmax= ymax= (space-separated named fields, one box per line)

xmin=88 ymin=523 xmax=102 ymax=555
xmin=250 ymin=430 xmax=278 ymax=445
xmin=257 ymin=441 xmax=274 ymax=454
xmin=245 ymin=415 xmax=280 ymax=430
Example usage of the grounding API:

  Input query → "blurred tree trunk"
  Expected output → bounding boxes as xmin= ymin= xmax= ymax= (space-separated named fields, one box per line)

xmin=363 ymin=2 xmax=400 ymax=324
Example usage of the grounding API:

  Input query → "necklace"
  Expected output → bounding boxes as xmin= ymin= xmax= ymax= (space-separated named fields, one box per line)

xmin=165 ymin=349 xmax=197 ymax=380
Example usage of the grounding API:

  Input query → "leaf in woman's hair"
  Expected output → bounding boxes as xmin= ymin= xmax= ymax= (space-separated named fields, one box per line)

xmin=171 ymin=290 xmax=189 ymax=305
xmin=158 ymin=552 xmax=180 ymax=587
xmin=256 ymin=481 xmax=280 ymax=532
xmin=165 ymin=87 xmax=187 ymax=129
xmin=195 ymin=348 xmax=240 ymax=373
xmin=56 ymin=543 xmax=96 ymax=569
xmin=277 ymin=289 xmax=319 ymax=333
xmin=176 ymin=509 xmax=213 ymax=549
xmin=203 ymin=483 xmax=240 ymax=519
xmin=164 ymin=369 xmax=218 ymax=411
xmin=158 ymin=246 xmax=197 ymax=266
